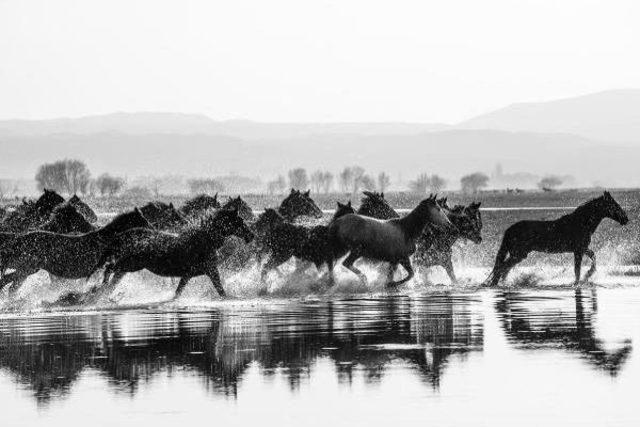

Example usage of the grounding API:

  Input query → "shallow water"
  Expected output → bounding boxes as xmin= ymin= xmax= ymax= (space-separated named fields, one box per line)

xmin=1 ymin=287 xmax=638 ymax=427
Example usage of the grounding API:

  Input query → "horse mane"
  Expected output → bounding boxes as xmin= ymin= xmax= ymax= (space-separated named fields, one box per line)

xmin=566 ymin=195 xmax=604 ymax=218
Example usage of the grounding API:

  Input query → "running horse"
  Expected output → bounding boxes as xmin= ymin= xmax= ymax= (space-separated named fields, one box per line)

xmin=329 ymin=195 xmax=456 ymax=287
xmin=0 ymin=208 xmax=152 ymax=294
xmin=92 ymin=208 xmax=254 ymax=299
xmin=487 ymin=191 xmax=628 ymax=287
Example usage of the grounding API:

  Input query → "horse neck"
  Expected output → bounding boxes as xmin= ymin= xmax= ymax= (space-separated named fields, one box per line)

xmin=569 ymin=201 xmax=606 ymax=234
xmin=398 ymin=205 xmax=433 ymax=239
xmin=278 ymin=205 xmax=295 ymax=221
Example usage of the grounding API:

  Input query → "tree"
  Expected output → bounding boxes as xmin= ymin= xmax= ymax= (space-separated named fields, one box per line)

xmin=460 ymin=172 xmax=489 ymax=194
xmin=35 ymin=159 xmax=91 ymax=195
xmin=377 ymin=172 xmax=391 ymax=193
xmin=537 ymin=175 xmax=563 ymax=191
xmin=320 ymin=171 xmax=334 ymax=193
xmin=187 ymin=178 xmax=225 ymax=195
xmin=288 ymin=168 xmax=309 ymax=190
xmin=339 ymin=167 xmax=354 ymax=193
xmin=310 ymin=170 xmax=324 ymax=194
xmin=95 ymin=173 xmax=125 ymax=197
xmin=409 ymin=173 xmax=447 ymax=194
xmin=360 ymin=174 xmax=376 ymax=191
xmin=267 ymin=175 xmax=287 ymax=195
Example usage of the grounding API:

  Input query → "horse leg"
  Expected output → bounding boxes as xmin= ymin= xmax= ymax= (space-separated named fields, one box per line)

xmin=342 ymin=252 xmax=367 ymax=285
xmin=444 ymin=257 xmax=457 ymax=284
xmin=86 ymin=269 xmax=126 ymax=304
xmin=487 ymin=239 xmax=510 ymax=287
xmin=386 ymin=263 xmax=397 ymax=282
xmin=174 ymin=276 xmax=192 ymax=299
xmin=261 ymin=253 xmax=290 ymax=281
xmin=574 ymin=251 xmax=584 ymax=285
xmin=500 ymin=254 xmax=527 ymax=285
xmin=583 ymin=249 xmax=596 ymax=282
xmin=206 ymin=265 xmax=226 ymax=297
xmin=388 ymin=257 xmax=414 ymax=287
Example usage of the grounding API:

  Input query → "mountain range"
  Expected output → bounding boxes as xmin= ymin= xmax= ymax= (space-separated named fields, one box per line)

xmin=1 ymin=89 xmax=639 ymax=189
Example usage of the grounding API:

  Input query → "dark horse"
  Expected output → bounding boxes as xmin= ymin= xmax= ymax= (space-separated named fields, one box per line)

xmin=278 ymin=189 xmax=323 ymax=222
xmin=180 ymin=193 xmax=220 ymax=217
xmin=356 ymin=191 xmax=399 ymax=219
xmin=139 ymin=201 xmax=187 ymax=230
xmin=0 ymin=208 xmax=152 ymax=293
xmin=329 ymin=195 xmax=456 ymax=286
xmin=414 ymin=201 xmax=482 ymax=283
xmin=65 ymin=194 xmax=98 ymax=223
xmin=257 ymin=201 xmax=355 ymax=279
xmin=222 ymin=196 xmax=254 ymax=222
xmin=41 ymin=203 xmax=97 ymax=234
xmin=94 ymin=208 xmax=255 ymax=299
xmin=0 ymin=189 xmax=65 ymax=232
xmin=487 ymin=191 xmax=628 ymax=287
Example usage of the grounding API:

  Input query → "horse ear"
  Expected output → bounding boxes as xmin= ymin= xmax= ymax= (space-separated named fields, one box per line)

xmin=305 ymin=190 xmax=310 ymax=197
xmin=169 ymin=202 xmax=174 ymax=209
xmin=134 ymin=207 xmax=141 ymax=214
xmin=290 ymin=188 xmax=295 ymax=194
xmin=337 ymin=202 xmax=344 ymax=208
xmin=214 ymin=192 xmax=218 ymax=200
xmin=347 ymin=200 xmax=352 ymax=207
xmin=381 ymin=192 xmax=384 ymax=198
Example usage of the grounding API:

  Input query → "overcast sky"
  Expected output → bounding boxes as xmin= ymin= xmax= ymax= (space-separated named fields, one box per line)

xmin=1 ymin=0 xmax=639 ymax=123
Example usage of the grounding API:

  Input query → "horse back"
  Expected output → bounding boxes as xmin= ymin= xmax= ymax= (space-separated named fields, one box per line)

xmin=331 ymin=214 xmax=413 ymax=260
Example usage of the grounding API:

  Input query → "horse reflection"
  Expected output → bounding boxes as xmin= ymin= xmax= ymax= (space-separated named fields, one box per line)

xmin=495 ymin=289 xmax=632 ymax=376
xmin=0 ymin=296 xmax=482 ymax=402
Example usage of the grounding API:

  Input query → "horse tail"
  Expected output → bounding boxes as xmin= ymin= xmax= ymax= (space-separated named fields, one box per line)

xmin=484 ymin=236 xmax=510 ymax=286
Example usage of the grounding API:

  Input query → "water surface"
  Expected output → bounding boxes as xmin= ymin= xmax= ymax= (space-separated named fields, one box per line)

xmin=0 ymin=288 xmax=638 ymax=426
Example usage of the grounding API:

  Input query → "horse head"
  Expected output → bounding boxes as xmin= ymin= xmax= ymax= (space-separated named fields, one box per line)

xmin=358 ymin=191 xmax=399 ymax=219
xmin=255 ymin=208 xmax=286 ymax=235
xmin=68 ymin=194 xmax=98 ymax=223
xmin=602 ymin=191 xmax=629 ymax=225
xmin=35 ymin=189 xmax=65 ymax=216
xmin=43 ymin=203 xmax=96 ymax=234
xmin=419 ymin=195 xmax=457 ymax=233
xmin=334 ymin=200 xmax=355 ymax=219
xmin=180 ymin=193 xmax=221 ymax=217
xmin=222 ymin=196 xmax=254 ymax=222
xmin=278 ymin=189 xmax=323 ymax=221
xmin=448 ymin=201 xmax=483 ymax=243
xmin=213 ymin=207 xmax=255 ymax=244
xmin=102 ymin=208 xmax=153 ymax=237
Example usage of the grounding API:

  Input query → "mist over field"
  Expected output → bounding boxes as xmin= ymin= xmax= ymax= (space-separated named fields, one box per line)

xmin=1 ymin=89 xmax=640 ymax=193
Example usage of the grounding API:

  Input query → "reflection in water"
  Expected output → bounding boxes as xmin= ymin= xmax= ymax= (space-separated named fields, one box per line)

xmin=495 ymin=289 xmax=632 ymax=375
xmin=0 ymin=290 xmax=636 ymax=427
xmin=0 ymin=295 xmax=483 ymax=403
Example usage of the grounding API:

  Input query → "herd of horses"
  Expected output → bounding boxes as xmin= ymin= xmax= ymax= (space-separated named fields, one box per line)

xmin=0 ymin=187 xmax=630 ymax=302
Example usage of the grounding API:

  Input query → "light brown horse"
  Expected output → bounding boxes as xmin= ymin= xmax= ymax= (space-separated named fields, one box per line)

xmin=328 ymin=195 xmax=456 ymax=287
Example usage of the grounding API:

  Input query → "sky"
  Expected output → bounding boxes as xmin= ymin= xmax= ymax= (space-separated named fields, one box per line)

xmin=1 ymin=0 xmax=639 ymax=123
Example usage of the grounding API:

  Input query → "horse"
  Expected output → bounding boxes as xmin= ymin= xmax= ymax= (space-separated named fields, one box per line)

xmin=93 ymin=208 xmax=255 ymax=299
xmin=486 ymin=191 xmax=628 ymax=287
xmin=278 ymin=189 xmax=323 ymax=222
xmin=139 ymin=201 xmax=187 ymax=230
xmin=258 ymin=201 xmax=355 ymax=279
xmin=180 ymin=193 xmax=220 ymax=217
xmin=328 ymin=195 xmax=456 ymax=287
xmin=0 ymin=208 xmax=152 ymax=294
xmin=356 ymin=191 xmax=399 ymax=220
xmin=40 ymin=203 xmax=97 ymax=234
xmin=0 ymin=189 xmax=65 ymax=232
xmin=65 ymin=194 xmax=98 ymax=223
xmin=222 ymin=196 xmax=254 ymax=222
xmin=414 ymin=201 xmax=482 ymax=283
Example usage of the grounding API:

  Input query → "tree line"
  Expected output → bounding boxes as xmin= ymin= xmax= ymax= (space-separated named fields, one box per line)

xmin=33 ymin=159 xmax=493 ymax=197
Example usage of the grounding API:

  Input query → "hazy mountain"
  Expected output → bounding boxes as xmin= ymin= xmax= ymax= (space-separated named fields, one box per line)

xmin=2 ymin=129 xmax=638 ymax=188
xmin=0 ymin=112 xmax=447 ymax=139
xmin=458 ymin=89 xmax=640 ymax=143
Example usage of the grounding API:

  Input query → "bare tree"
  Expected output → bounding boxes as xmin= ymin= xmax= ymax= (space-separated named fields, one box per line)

xmin=409 ymin=173 xmax=447 ymax=194
xmin=35 ymin=159 xmax=91 ymax=195
xmin=288 ymin=168 xmax=309 ymax=190
xmin=310 ymin=170 xmax=324 ymax=194
xmin=460 ymin=172 xmax=489 ymax=194
xmin=360 ymin=174 xmax=376 ymax=191
xmin=187 ymin=178 xmax=225 ymax=195
xmin=267 ymin=175 xmax=287 ymax=195
xmin=320 ymin=171 xmax=333 ymax=193
xmin=339 ymin=167 xmax=354 ymax=193
xmin=377 ymin=172 xmax=391 ymax=193
xmin=95 ymin=173 xmax=125 ymax=197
